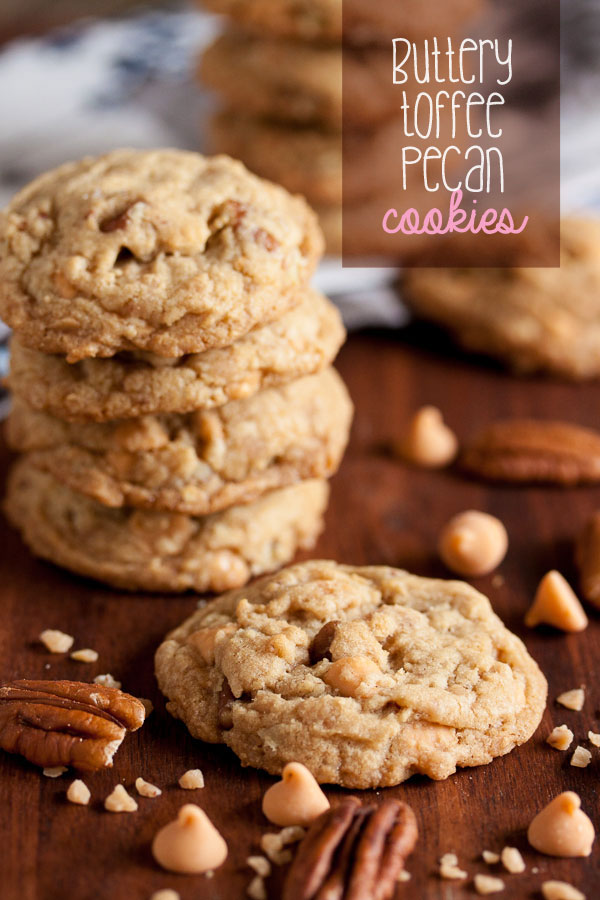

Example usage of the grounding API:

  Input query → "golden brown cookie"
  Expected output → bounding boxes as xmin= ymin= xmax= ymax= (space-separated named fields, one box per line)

xmin=7 ymin=289 xmax=344 ymax=422
xmin=0 ymin=149 xmax=323 ymax=362
xmin=6 ymin=369 xmax=353 ymax=515
xmin=403 ymin=219 xmax=600 ymax=379
xmin=155 ymin=560 xmax=547 ymax=787
xmin=4 ymin=460 xmax=329 ymax=593
xmin=199 ymin=0 xmax=341 ymax=41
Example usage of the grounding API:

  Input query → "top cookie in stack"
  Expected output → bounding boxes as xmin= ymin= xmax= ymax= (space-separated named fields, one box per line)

xmin=1 ymin=148 xmax=353 ymax=593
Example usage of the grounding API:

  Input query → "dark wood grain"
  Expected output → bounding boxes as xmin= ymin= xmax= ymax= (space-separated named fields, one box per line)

xmin=1 ymin=327 xmax=600 ymax=899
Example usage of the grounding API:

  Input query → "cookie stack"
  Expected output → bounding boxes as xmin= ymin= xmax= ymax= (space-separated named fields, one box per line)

xmin=1 ymin=148 xmax=352 ymax=592
xmin=198 ymin=0 xmax=480 ymax=256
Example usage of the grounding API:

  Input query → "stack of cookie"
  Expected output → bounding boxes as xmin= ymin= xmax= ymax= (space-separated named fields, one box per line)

xmin=198 ymin=0 xmax=480 ymax=256
xmin=1 ymin=148 xmax=352 ymax=592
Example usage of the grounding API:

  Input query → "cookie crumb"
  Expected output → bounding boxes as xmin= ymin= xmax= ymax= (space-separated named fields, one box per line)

xmin=260 ymin=832 xmax=293 ymax=866
xmin=588 ymin=731 xmax=600 ymax=747
xmin=150 ymin=891 xmax=180 ymax=900
xmin=247 ymin=875 xmax=267 ymax=900
xmin=439 ymin=852 xmax=467 ymax=880
xmin=541 ymin=881 xmax=586 ymax=900
xmin=135 ymin=777 xmax=161 ymax=798
xmin=547 ymin=724 xmax=574 ymax=751
xmin=557 ymin=688 xmax=584 ymax=711
xmin=94 ymin=673 xmax=122 ymax=689
xmin=570 ymin=746 xmax=592 ymax=768
xmin=247 ymin=856 xmax=271 ymax=878
xmin=39 ymin=629 xmax=74 ymax=653
xmin=67 ymin=779 xmax=90 ymax=806
xmin=70 ymin=648 xmax=99 ymax=663
xmin=500 ymin=846 xmax=525 ymax=873
xmin=179 ymin=769 xmax=205 ymax=790
xmin=278 ymin=825 xmax=306 ymax=845
xmin=482 ymin=850 xmax=500 ymax=864
xmin=43 ymin=766 xmax=67 ymax=778
xmin=474 ymin=873 xmax=505 ymax=894
xmin=105 ymin=784 xmax=138 ymax=812
xmin=397 ymin=870 xmax=411 ymax=882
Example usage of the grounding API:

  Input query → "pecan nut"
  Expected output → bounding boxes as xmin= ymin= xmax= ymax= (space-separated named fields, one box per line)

xmin=462 ymin=419 xmax=600 ymax=485
xmin=309 ymin=621 xmax=339 ymax=664
xmin=283 ymin=796 xmax=418 ymax=900
xmin=0 ymin=679 xmax=146 ymax=772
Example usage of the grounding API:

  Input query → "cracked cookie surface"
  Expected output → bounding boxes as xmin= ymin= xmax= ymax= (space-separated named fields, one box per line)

xmin=8 ymin=289 xmax=344 ymax=422
xmin=0 ymin=149 xmax=322 ymax=361
xmin=155 ymin=560 xmax=547 ymax=787
xmin=7 ymin=368 xmax=352 ymax=515
xmin=4 ymin=461 xmax=329 ymax=592
xmin=403 ymin=218 xmax=600 ymax=380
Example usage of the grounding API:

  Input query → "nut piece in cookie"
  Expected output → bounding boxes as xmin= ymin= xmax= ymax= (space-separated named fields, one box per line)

xmin=0 ymin=679 xmax=145 ymax=771
xmin=155 ymin=560 xmax=548 ymax=788
xmin=282 ymin=796 xmax=417 ymax=900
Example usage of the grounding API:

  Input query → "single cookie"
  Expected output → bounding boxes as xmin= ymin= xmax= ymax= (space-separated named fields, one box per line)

xmin=0 ymin=149 xmax=323 ymax=362
xmin=4 ymin=461 xmax=329 ymax=593
xmin=208 ymin=113 xmax=342 ymax=207
xmin=199 ymin=0 xmax=341 ymax=41
xmin=7 ymin=289 xmax=345 ymax=422
xmin=403 ymin=219 xmax=600 ymax=379
xmin=155 ymin=560 xmax=548 ymax=787
xmin=7 ymin=368 xmax=353 ymax=515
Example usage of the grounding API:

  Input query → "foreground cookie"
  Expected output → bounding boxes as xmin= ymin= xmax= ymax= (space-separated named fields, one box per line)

xmin=155 ymin=560 xmax=547 ymax=787
xmin=8 ymin=290 xmax=344 ymax=422
xmin=403 ymin=218 xmax=600 ymax=379
xmin=7 ymin=369 xmax=352 ymax=515
xmin=4 ymin=461 xmax=328 ymax=592
xmin=0 ymin=149 xmax=322 ymax=362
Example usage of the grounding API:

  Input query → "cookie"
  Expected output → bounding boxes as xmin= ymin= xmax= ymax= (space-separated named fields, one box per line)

xmin=7 ymin=289 xmax=344 ymax=422
xmin=155 ymin=560 xmax=547 ymax=787
xmin=199 ymin=0 xmax=341 ymax=41
xmin=0 ymin=149 xmax=323 ymax=362
xmin=314 ymin=205 xmax=342 ymax=257
xmin=208 ymin=113 xmax=342 ymax=207
xmin=7 ymin=368 xmax=352 ymax=515
xmin=403 ymin=219 xmax=600 ymax=379
xmin=4 ymin=460 xmax=328 ymax=592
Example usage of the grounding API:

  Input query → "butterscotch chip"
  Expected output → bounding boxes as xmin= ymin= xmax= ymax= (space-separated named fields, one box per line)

xmin=482 ymin=850 xmax=500 ymax=864
xmin=247 ymin=856 xmax=271 ymax=878
xmin=0 ymin=149 xmax=322 ymax=362
xmin=541 ymin=881 xmax=586 ymax=900
xmin=67 ymin=779 xmax=90 ymax=806
xmin=571 ymin=746 xmax=592 ymax=768
xmin=70 ymin=649 xmax=99 ymax=663
xmin=525 ymin=571 xmax=588 ymax=633
xmin=152 ymin=805 xmax=228 ymax=874
xmin=94 ymin=674 xmax=122 ymax=689
xmin=438 ymin=510 xmax=508 ymax=577
xmin=547 ymin=725 xmax=574 ymax=751
xmin=557 ymin=689 xmax=585 ymax=711
xmin=104 ymin=784 xmax=138 ymax=812
xmin=262 ymin=761 xmax=329 ymax=827
xmin=135 ymin=777 xmax=162 ymax=798
xmin=179 ymin=769 xmax=205 ymax=790
xmin=474 ymin=873 xmax=505 ymax=894
xmin=500 ymin=846 xmax=525 ymax=873
xmin=39 ymin=629 xmax=74 ymax=653
xmin=588 ymin=731 xmax=600 ymax=747
xmin=43 ymin=766 xmax=67 ymax=778
xmin=528 ymin=791 xmax=595 ymax=857
xmin=397 ymin=406 xmax=458 ymax=469
xmin=247 ymin=876 xmax=267 ymax=900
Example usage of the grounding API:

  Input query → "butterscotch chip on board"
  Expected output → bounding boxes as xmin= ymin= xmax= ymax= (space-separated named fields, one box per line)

xmin=474 ymin=874 xmax=505 ymax=894
xmin=67 ymin=779 xmax=90 ymax=805
xmin=152 ymin=804 xmax=228 ymax=874
xmin=528 ymin=791 xmax=595 ymax=857
xmin=0 ymin=149 xmax=322 ymax=362
xmin=438 ymin=510 xmax=508 ymax=577
xmin=547 ymin=725 xmax=574 ymax=751
xmin=39 ymin=629 xmax=74 ymax=653
xmin=155 ymin=561 xmax=547 ymax=789
xmin=557 ymin=688 xmax=585 ymax=711
xmin=542 ymin=881 xmax=586 ymax=900
xmin=525 ymin=571 xmax=588 ymax=632
xmin=396 ymin=406 xmax=458 ymax=469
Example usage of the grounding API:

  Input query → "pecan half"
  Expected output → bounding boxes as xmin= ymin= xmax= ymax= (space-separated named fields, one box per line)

xmin=461 ymin=419 xmax=600 ymax=485
xmin=577 ymin=512 xmax=600 ymax=608
xmin=283 ymin=796 xmax=418 ymax=900
xmin=0 ymin=679 xmax=146 ymax=772
xmin=309 ymin=621 xmax=339 ymax=664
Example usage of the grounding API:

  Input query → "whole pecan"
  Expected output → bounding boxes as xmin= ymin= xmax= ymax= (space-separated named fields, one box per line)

xmin=283 ymin=796 xmax=418 ymax=900
xmin=0 ymin=679 xmax=146 ymax=772
xmin=462 ymin=419 xmax=600 ymax=485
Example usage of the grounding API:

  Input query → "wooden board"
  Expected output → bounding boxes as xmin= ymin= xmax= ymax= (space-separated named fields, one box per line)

xmin=1 ymin=327 xmax=599 ymax=899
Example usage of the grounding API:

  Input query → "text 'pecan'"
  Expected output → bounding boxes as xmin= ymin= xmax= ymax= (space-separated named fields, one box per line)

xmin=0 ymin=679 xmax=146 ymax=772
xmin=283 ymin=796 xmax=418 ymax=900
xmin=462 ymin=419 xmax=600 ymax=486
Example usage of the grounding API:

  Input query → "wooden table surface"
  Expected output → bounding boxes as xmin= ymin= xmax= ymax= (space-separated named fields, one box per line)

xmin=1 ymin=325 xmax=600 ymax=900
